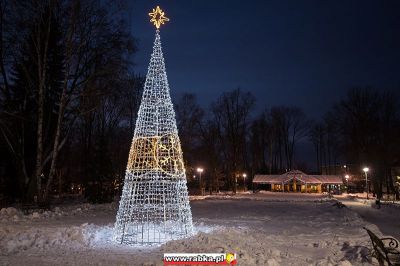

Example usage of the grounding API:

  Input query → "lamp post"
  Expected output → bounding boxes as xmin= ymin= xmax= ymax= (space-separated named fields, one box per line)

xmin=345 ymin=174 xmax=349 ymax=193
xmin=242 ymin=173 xmax=247 ymax=191
xmin=234 ymin=175 xmax=237 ymax=194
xmin=196 ymin=168 xmax=204 ymax=195
xmin=363 ymin=167 xmax=369 ymax=199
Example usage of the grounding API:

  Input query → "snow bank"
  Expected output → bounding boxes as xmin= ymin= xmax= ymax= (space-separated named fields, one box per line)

xmin=0 ymin=221 xmax=220 ymax=257
xmin=0 ymin=223 xmax=115 ymax=255
xmin=0 ymin=207 xmax=24 ymax=223
xmin=0 ymin=196 xmax=386 ymax=265
xmin=0 ymin=202 xmax=118 ymax=223
xmin=0 ymin=223 xmax=88 ymax=254
xmin=190 ymin=191 xmax=331 ymax=202
xmin=162 ymin=204 xmax=373 ymax=266
xmin=0 ymin=203 xmax=120 ymax=255
xmin=162 ymin=228 xmax=360 ymax=266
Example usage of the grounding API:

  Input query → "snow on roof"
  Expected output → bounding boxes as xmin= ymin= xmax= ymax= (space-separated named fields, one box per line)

xmin=253 ymin=170 xmax=343 ymax=184
xmin=253 ymin=175 xmax=284 ymax=184
xmin=309 ymin=175 xmax=343 ymax=184
xmin=285 ymin=170 xmax=307 ymax=176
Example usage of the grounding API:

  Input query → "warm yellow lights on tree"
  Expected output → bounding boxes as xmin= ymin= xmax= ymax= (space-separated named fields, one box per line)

xmin=126 ymin=134 xmax=185 ymax=176
xmin=149 ymin=6 xmax=169 ymax=29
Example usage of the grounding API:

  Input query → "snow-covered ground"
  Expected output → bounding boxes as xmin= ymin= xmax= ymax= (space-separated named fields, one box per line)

xmin=335 ymin=194 xmax=400 ymax=241
xmin=0 ymin=192 xmax=397 ymax=265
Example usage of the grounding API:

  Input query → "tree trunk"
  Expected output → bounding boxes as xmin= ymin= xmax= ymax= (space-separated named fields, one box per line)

xmin=35 ymin=12 xmax=52 ymax=202
xmin=43 ymin=4 xmax=75 ymax=201
xmin=43 ymin=89 xmax=66 ymax=201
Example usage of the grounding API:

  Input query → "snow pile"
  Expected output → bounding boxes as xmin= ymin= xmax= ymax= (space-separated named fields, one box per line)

xmin=161 ymin=204 xmax=373 ymax=265
xmin=0 ymin=207 xmax=24 ymax=223
xmin=0 ymin=223 xmax=114 ymax=255
xmin=83 ymin=222 xmax=220 ymax=248
xmin=0 ymin=206 xmax=68 ymax=222
xmin=0 ymin=223 xmax=89 ymax=254
xmin=162 ymin=228 xmax=362 ymax=266
xmin=0 ymin=202 xmax=117 ymax=223
xmin=0 ymin=221 xmax=220 ymax=257
xmin=191 ymin=191 xmax=332 ymax=202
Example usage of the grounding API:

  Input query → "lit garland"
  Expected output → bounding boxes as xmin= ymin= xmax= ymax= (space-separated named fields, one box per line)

xmin=114 ymin=7 xmax=193 ymax=245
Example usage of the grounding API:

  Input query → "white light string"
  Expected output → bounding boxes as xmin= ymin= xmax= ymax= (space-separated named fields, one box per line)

xmin=114 ymin=31 xmax=194 ymax=245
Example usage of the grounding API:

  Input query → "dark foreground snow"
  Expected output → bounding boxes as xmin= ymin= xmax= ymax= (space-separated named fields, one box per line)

xmin=0 ymin=192 xmax=396 ymax=265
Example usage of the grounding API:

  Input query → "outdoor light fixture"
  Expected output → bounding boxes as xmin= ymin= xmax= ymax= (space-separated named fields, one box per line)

xmin=196 ymin=168 xmax=204 ymax=182
xmin=242 ymin=173 xmax=247 ymax=191
xmin=363 ymin=167 xmax=369 ymax=199
xmin=196 ymin=168 xmax=204 ymax=195
xmin=345 ymin=174 xmax=349 ymax=193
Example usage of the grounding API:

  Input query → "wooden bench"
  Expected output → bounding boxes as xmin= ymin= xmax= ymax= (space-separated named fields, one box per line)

xmin=364 ymin=227 xmax=400 ymax=265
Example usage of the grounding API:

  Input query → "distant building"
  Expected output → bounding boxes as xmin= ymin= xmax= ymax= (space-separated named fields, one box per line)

xmin=253 ymin=170 xmax=343 ymax=193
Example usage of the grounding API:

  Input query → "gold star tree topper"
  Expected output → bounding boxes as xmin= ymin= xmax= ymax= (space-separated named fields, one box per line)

xmin=149 ymin=6 xmax=169 ymax=29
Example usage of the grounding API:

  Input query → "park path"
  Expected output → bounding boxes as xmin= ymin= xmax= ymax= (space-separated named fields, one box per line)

xmin=338 ymin=198 xmax=400 ymax=240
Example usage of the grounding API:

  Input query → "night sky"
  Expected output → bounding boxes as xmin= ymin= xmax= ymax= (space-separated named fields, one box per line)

xmin=127 ymin=1 xmax=400 ymax=120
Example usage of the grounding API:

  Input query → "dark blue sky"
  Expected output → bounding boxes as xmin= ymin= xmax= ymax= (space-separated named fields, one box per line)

xmin=127 ymin=0 xmax=400 ymax=120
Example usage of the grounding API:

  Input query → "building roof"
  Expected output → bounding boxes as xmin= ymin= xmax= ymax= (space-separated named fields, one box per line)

xmin=253 ymin=175 xmax=285 ymax=184
xmin=253 ymin=170 xmax=343 ymax=184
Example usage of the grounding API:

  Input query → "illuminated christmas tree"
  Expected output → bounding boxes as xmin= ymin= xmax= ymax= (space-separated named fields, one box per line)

xmin=114 ymin=6 xmax=193 ymax=245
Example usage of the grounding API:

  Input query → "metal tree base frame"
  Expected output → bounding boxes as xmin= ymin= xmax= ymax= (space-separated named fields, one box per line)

xmin=114 ymin=31 xmax=194 ymax=245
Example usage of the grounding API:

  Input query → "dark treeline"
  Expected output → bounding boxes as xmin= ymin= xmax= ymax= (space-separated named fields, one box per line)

xmin=1 ymin=1 xmax=399 ymax=204
xmin=0 ymin=0 xmax=140 ymax=203
xmin=175 ymin=90 xmax=311 ymax=193
xmin=177 ymin=88 xmax=400 ymax=197
xmin=309 ymin=89 xmax=400 ymax=197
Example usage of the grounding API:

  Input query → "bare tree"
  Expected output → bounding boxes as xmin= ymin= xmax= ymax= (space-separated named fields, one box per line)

xmin=249 ymin=111 xmax=271 ymax=174
xmin=175 ymin=93 xmax=204 ymax=163
xmin=331 ymin=88 xmax=400 ymax=196
xmin=0 ymin=0 xmax=135 ymax=202
xmin=309 ymin=122 xmax=324 ymax=173
xmin=211 ymin=88 xmax=255 ymax=192
xmin=270 ymin=107 xmax=308 ymax=171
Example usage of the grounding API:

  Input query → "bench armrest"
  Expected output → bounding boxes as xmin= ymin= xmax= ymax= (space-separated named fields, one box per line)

xmin=381 ymin=237 xmax=399 ymax=249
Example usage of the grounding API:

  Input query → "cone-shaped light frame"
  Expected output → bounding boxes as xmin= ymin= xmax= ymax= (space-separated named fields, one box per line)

xmin=114 ymin=31 xmax=193 ymax=245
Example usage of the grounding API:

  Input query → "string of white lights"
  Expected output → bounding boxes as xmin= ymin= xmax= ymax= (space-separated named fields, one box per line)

xmin=114 ymin=30 xmax=194 ymax=245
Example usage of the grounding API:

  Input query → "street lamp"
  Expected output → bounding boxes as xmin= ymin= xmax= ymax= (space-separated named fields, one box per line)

xmin=242 ymin=173 xmax=247 ymax=191
xmin=196 ymin=168 xmax=204 ymax=195
xmin=345 ymin=174 xmax=349 ymax=193
xmin=363 ymin=167 xmax=369 ymax=199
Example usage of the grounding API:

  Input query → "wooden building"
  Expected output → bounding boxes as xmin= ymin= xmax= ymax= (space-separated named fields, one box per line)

xmin=253 ymin=170 xmax=343 ymax=193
